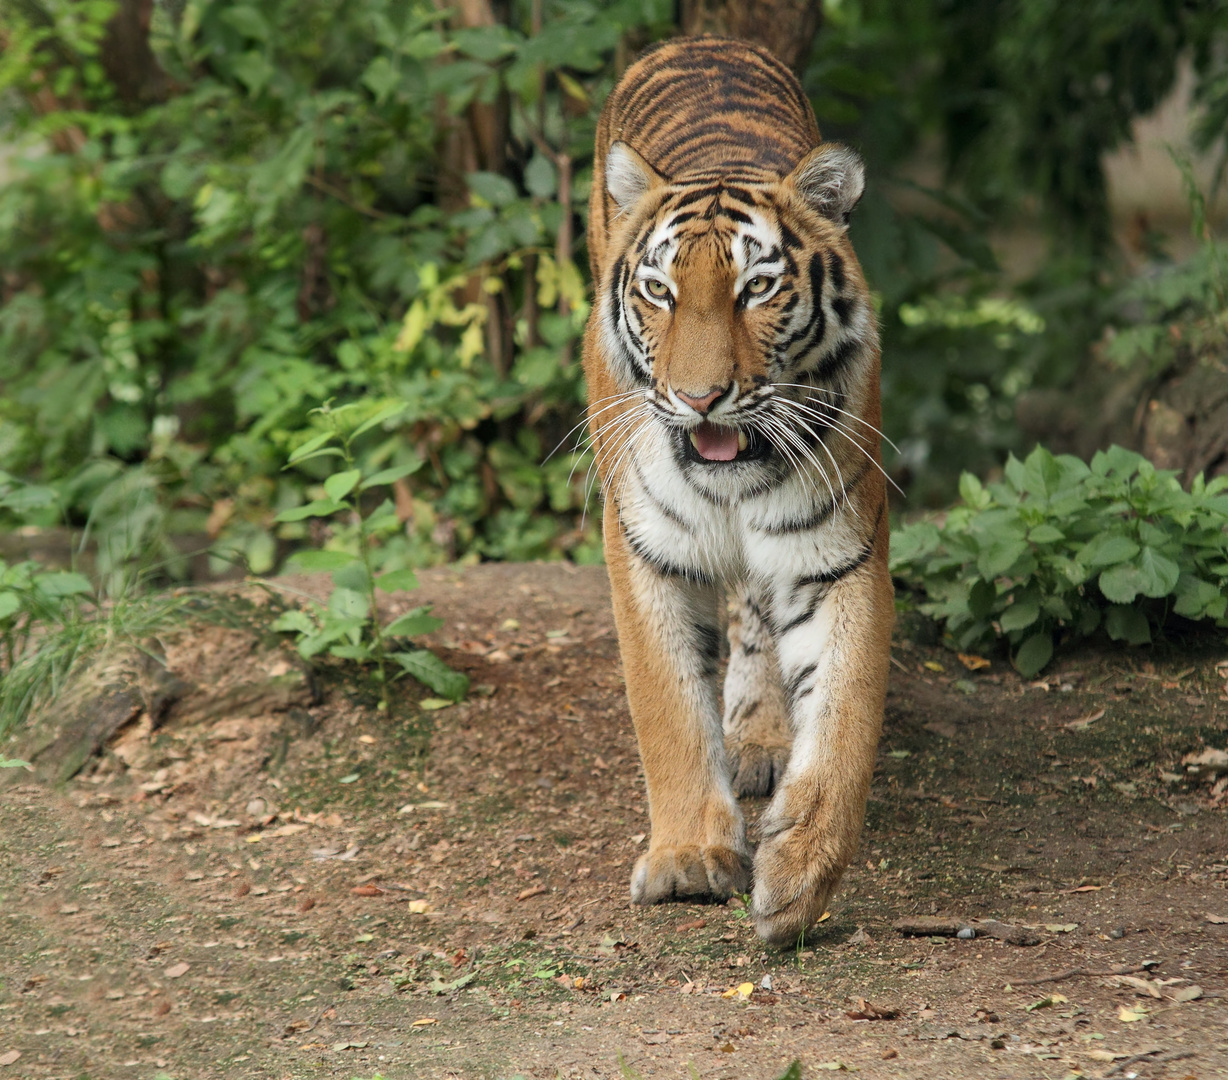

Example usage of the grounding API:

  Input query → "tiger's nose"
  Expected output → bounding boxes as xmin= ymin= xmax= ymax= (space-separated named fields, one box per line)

xmin=674 ymin=385 xmax=730 ymax=414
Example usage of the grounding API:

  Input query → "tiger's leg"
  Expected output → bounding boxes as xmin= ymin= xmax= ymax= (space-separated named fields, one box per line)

xmin=604 ymin=503 xmax=752 ymax=904
xmin=723 ymin=582 xmax=793 ymax=797
xmin=749 ymin=524 xmax=893 ymax=945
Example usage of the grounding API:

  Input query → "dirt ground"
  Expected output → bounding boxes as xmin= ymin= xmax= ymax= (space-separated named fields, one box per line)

xmin=1 ymin=562 xmax=1226 ymax=1080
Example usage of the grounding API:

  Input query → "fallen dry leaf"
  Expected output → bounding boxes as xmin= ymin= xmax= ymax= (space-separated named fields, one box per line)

xmin=1207 ymin=913 xmax=1227 ymax=924
xmin=957 ymin=653 xmax=991 ymax=671
xmin=1118 ymin=1005 xmax=1147 ymax=1022
xmin=163 ymin=962 xmax=190 ymax=979
xmin=676 ymin=919 xmax=706 ymax=932
xmin=234 ymin=881 xmax=251 ymax=897
xmin=845 ymin=997 xmax=898 ymax=1021
xmin=410 ymin=1018 xmax=437 ymax=1027
xmin=0 ymin=1051 xmax=21 ymax=1066
xmin=923 ymin=660 xmax=945 ymax=673
xmin=1044 ymin=923 xmax=1078 ymax=933
xmin=517 ymin=884 xmax=548 ymax=901
xmin=1111 ymin=975 xmax=1162 ymax=999
xmin=407 ymin=899 xmax=432 ymax=914
xmin=1064 ymin=707 xmax=1105 ymax=731
xmin=271 ymin=823 xmax=309 ymax=837
xmin=298 ymin=897 xmax=316 ymax=912
xmin=350 ymin=884 xmax=383 ymax=897
xmin=1170 ymin=985 xmax=1203 ymax=1002
xmin=721 ymin=982 xmax=754 ymax=1000
xmin=1086 ymin=1049 xmax=1126 ymax=1062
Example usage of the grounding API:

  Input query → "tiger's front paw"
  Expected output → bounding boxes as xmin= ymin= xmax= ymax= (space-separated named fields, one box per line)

xmin=726 ymin=737 xmax=791 ymax=798
xmin=749 ymin=818 xmax=844 ymax=946
xmin=630 ymin=843 xmax=751 ymax=905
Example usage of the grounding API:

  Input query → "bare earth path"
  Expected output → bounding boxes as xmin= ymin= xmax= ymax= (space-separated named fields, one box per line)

xmin=1 ymin=563 xmax=1226 ymax=1080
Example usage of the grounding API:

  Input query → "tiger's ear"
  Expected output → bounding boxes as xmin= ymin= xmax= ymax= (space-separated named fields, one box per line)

xmin=606 ymin=141 xmax=666 ymax=212
xmin=787 ymin=143 xmax=865 ymax=225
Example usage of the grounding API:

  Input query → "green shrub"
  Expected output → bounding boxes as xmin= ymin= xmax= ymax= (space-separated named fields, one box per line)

xmin=268 ymin=401 xmax=468 ymax=708
xmin=890 ymin=445 xmax=1228 ymax=676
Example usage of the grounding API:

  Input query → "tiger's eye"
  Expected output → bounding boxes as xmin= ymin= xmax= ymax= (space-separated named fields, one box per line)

xmin=643 ymin=279 xmax=670 ymax=299
xmin=745 ymin=276 xmax=774 ymax=296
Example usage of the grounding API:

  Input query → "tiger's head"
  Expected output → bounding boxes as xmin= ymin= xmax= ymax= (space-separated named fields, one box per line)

xmin=596 ymin=141 xmax=877 ymax=500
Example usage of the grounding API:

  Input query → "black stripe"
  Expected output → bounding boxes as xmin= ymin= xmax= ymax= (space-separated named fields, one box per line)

xmin=720 ymin=205 xmax=754 ymax=225
xmin=830 ymin=296 xmax=853 ymax=326
xmin=759 ymin=461 xmax=871 ymax=535
xmin=775 ymin=506 xmax=884 ymax=634
xmin=779 ymin=253 xmax=826 ymax=354
xmin=623 ymin=526 xmax=713 ymax=587
xmin=828 ymin=252 xmax=846 ymax=292
xmin=811 ymin=337 xmax=861 ymax=384
xmin=694 ymin=623 xmax=723 ymax=674
xmin=784 ymin=662 xmax=817 ymax=701
xmin=633 ymin=461 xmax=691 ymax=529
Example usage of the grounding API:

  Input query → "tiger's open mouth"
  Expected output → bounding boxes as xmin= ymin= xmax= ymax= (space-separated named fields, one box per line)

xmin=681 ymin=421 xmax=769 ymax=465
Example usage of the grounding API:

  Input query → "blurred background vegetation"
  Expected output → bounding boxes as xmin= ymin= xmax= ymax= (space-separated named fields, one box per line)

xmin=0 ymin=0 xmax=1225 ymax=586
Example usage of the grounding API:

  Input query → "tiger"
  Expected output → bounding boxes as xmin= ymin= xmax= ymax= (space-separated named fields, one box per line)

xmin=581 ymin=35 xmax=893 ymax=945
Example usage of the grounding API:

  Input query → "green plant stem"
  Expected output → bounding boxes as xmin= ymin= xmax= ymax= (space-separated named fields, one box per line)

xmin=335 ymin=415 xmax=390 ymax=712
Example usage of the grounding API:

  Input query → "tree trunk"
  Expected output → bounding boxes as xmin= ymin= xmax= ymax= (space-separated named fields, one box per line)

xmin=99 ymin=0 xmax=169 ymax=107
xmin=680 ymin=0 xmax=822 ymax=73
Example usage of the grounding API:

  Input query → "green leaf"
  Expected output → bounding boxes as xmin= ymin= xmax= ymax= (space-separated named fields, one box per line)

xmin=330 ymin=644 xmax=373 ymax=661
xmin=1104 ymin=605 xmax=1151 ymax=645
xmin=1135 ymin=547 xmax=1180 ymax=598
xmin=524 ymin=153 xmax=557 ymax=199
xmin=288 ymin=432 xmax=334 ymax=464
xmin=360 ymin=460 xmax=423 ymax=490
xmin=351 ymin=402 xmax=408 ymax=438
xmin=392 ymin=649 xmax=469 ymax=701
xmin=467 ymin=171 xmax=518 ymax=206
xmin=331 ymin=562 xmax=371 ymax=591
xmin=375 ymin=569 xmax=419 ymax=593
xmin=968 ymin=578 xmax=997 ymax=620
xmin=275 ymin=499 xmax=344 ymax=523
xmin=0 ymin=756 xmax=32 ymax=770
xmin=286 ymin=549 xmax=359 ymax=572
xmin=1098 ymin=563 xmax=1144 ymax=604
xmin=0 ymin=592 xmax=22 ymax=621
xmin=385 ymin=608 xmax=444 ymax=638
xmin=328 ymin=587 xmax=370 ymax=620
xmin=324 ymin=470 xmax=362 ymax=502
xmin=220 ymin=5 xmax=270 ymax=40
xmin=1013 ymin=632 xmax=1053 ymax=678
xmin=33 ymin=571 xmax=93 ymax=598
xmin=999 ymin=596 xmax=1039 ymax=632
xmin=977 ymin=536 xmax=1029 ymax=579
xmin=1078 ymin=533 xmax=1139 ymax=568
xmin=1027 ymin=524 xmax=1065 ymax=544
xmin=271 ymin=610 xmax=316 ymax=635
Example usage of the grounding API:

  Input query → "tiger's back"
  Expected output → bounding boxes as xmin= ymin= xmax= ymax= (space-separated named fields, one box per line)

xmin=581 ymin=36 xmax=893 ymax=946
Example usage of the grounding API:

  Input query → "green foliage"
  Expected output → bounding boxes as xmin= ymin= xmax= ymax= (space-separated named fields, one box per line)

xmin=0 ymin=0 xmax=665 ymax=571
xmin=269 ymin=403 xmax=468 ymax=706
xmin=891 ymin=445 xmax=1228 ymax=677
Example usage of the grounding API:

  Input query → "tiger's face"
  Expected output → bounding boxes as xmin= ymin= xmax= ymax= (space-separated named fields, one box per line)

xmin=597 ymin=142 xmax=874 ymax=500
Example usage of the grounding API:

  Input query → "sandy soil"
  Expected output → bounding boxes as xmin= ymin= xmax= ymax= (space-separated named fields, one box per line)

xmin=1 ymin=562 xmax=1226 ymax=1080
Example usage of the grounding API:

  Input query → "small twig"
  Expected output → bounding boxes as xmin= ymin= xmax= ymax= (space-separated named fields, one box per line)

xmin=1011 ymin=962 xmax=1152 ymax=987
xmin=1104 ymin=1048 xmax=1194 ymax=1077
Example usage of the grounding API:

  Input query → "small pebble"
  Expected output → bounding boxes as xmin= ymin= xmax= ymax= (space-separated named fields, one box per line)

xmin=1110 ymin=928 xmax=1126 ymax=939
xmin=760 ymin=975 xmax=772 ymax=991
xmin=957 ymin=927 xmax=976 ymax=940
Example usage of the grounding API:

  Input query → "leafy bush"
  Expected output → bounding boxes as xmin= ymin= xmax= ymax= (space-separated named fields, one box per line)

xmin=0 ymin=0 xmax=668 ymax=572
xmin=890 ymin=445 xmax=1228 ymax=676
xmin=268 ymin=402 xmax=468 ymax=707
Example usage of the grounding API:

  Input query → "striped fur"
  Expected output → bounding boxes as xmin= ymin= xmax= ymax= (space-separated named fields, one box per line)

xmin=582 ymin=36 xmax=893 ymax=945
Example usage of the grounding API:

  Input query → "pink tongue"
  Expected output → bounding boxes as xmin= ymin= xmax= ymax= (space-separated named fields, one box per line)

xmin=694 ymin=422 xmax=739 ymax=461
